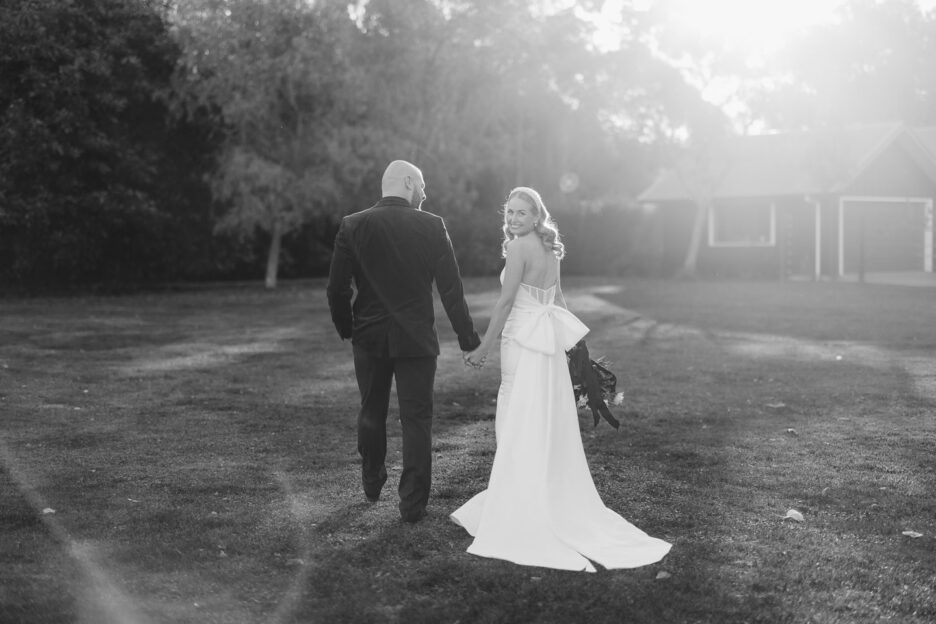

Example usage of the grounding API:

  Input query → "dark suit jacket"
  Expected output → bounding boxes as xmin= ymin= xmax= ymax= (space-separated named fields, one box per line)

xmin=327 ymin=196 xmax=481 ymax=357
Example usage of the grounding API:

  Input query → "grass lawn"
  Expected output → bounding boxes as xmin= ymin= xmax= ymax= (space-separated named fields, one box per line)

xmin=1 ymin=277 xmax=935 ymax=624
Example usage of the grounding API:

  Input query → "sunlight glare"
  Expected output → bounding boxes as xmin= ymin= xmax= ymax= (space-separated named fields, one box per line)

xmin=657 ymin=0 xmax=847 ymax=57
xmin=630 ymin=0 xmax=936 ymax=59
xmin=588 ymin=0 xmax=936 ymax=124
xmin=586 ymin=0 xmax=850 ymax=57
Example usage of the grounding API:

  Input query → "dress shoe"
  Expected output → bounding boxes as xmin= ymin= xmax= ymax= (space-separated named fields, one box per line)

xmin=363 ymin=481 xmax=383 ymax=503
xmin=362 ymin=467 xmax=387 ymax=503
xmin=400 ymin=508 xmax=427 ymax=523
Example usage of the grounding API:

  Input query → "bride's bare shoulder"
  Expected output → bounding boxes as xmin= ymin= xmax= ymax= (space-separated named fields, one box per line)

xmin=513 ymin=234 xmax=543 ymax=252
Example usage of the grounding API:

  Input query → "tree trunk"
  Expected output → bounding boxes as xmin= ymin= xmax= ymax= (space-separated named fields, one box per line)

xmin=858 ymin=205 xmax=866 ymax=283
xmin=265 ymin=217 xmax=283 ymax=290
xmin=679 ymin=198 xmax=710 ymax=277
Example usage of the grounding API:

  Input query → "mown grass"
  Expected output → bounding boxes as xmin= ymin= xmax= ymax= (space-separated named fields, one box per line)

xmin=1 ymin=277 xmax=935 ymax=623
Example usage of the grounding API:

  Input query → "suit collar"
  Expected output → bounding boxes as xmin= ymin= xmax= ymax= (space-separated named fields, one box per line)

xmin=376 ymin=196 xmax=414 ymax=209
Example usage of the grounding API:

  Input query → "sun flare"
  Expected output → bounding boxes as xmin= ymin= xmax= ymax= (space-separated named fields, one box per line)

xmin=600 ymin=0 xmax=936 ymax=59
xmin=587 ymin=0 xmax=936 ymax=122
xmin=661 ymin=0 xmax=845 ymax=52
xmin=584 ymin=0 xmax=850 ymax=60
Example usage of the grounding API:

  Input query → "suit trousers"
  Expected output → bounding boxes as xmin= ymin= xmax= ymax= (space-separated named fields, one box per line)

xmin=353 ymin=345 xmax=437 ymax=517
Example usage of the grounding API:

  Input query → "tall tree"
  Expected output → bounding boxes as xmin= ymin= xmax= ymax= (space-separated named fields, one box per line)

xmin=751 ymin=0 xmax=936 ymax=130
xmin=172 ymin=0 xmax=378 ymax=288
xmin=171 ymin=0 xmax=715 ymax=281
xmin=344 ymin=0 xmax=692 ymax=273
xmin=592 ymin=0 xmax=738 ymax=277
xmin=0 ymin=0 xmax=209 ymax=288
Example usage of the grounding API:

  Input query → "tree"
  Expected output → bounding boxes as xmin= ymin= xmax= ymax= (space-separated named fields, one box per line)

xmin=342 ymin=0 xmax=694 ymax=274
xmin=172 ymin=0 xmax=377 ymax=288
xmin=170 ymin=0 xmax=716 ymax=282
xmin=751 ymin=0 xmax=936 ymax=130
xmin=0 ymin=0 xmax=213 ymax=289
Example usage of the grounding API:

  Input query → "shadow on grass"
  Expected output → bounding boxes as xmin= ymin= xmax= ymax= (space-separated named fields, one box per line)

xmin=291 ymin=492 xmax=791 ymax=624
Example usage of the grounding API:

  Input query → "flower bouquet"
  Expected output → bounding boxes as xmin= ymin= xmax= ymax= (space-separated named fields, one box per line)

xmin=566 ymin=340 xmax=621 ymax=429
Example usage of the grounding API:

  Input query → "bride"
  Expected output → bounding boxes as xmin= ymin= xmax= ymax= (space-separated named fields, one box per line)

xmin=453 ymin=187 xmax=671 ymax=572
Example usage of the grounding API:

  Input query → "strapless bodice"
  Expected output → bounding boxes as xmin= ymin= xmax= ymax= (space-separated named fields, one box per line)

xmin=501 ymin=279 xmax=588 ymax=355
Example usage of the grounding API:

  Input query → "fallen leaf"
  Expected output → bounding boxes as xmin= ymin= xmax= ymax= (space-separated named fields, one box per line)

xmin=782 ymin=509 xmax=804 ymax=522
xmin=902 ymin=530 xmax=923 ymax=538
xmin=655 ymin=571 xmax=671 ymax=580
xmin=766 ymin=402 xmax=787 ymax=409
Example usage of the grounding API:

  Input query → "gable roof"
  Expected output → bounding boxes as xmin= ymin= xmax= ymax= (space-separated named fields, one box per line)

xmin=905 ymin=127 xmax=936 ymax=182
xmin=639 ymin=123 xmax=936 ymax=203
xmin=910 ymin=126 xmax=936 ymax=157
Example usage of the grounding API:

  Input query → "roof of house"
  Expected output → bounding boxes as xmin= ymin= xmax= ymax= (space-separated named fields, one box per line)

xmin=907 ymin=126 xmax=936 ymax=162
xmin=639 ymin=123 xmax=936 ymax=202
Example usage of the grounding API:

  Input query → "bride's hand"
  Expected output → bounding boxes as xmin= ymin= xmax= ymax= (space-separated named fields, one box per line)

xmin=464 ymin=347 xmax=487 ymax=369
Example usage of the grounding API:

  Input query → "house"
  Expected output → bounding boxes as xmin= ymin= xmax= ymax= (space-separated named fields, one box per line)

xmin=638 ymin=123 xmax=936 ymax=280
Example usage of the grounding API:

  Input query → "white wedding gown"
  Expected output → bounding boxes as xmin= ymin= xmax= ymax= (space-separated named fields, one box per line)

xmin=450 ymin=278 xmax=671 ymax=572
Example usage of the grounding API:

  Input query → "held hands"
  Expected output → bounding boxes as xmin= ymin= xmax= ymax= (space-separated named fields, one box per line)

xmin=463 ymin=347 xmax=487 ymax=369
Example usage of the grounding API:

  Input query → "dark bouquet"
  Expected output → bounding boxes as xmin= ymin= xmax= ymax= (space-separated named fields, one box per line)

xmin=566 ymin=340 xmax=620 ymax=429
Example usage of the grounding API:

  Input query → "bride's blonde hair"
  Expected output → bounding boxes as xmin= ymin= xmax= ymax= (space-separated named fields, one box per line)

xmin=501 ymin=186 xmax=565 ymax=259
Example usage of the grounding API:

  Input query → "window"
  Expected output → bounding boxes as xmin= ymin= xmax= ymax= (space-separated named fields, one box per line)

xmin=708 ymin=201 xmax=776 ymax=247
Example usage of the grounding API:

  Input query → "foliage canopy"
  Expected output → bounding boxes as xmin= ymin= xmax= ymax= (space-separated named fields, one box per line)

xmin=3 ymin=0 xmax=936 ymax=289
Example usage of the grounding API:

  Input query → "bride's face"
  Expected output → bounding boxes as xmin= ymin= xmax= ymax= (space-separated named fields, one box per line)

xmin=505 ymin=196 xmax=537 ymax=237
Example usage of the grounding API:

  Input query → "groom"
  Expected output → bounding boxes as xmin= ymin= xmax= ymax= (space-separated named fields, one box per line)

xmin=327 ymin=160 xmax=481 ymax=523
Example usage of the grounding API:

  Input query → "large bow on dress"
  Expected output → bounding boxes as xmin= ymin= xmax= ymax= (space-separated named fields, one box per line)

xmin=511 ymin=304 xmax=589 ymax=355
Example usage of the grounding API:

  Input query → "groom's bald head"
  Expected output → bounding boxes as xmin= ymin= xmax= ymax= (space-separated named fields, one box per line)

xmin=381 ymin=160 xmax=426 ymax=208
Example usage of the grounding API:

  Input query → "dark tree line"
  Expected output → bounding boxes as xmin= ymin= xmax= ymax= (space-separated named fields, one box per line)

xmin=1 ymin=0 xmax=225 ymax=289
xmin=2 ymin=0 xmax=935 ymax=291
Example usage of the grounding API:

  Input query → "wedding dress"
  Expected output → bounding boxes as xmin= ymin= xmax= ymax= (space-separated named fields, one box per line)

xmin=450 ymin=276 xmax=671 ymax=572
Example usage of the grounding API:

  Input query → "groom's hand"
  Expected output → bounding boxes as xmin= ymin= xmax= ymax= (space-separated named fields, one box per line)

xmin=463 ymin=348 xmax=486 ymax=369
